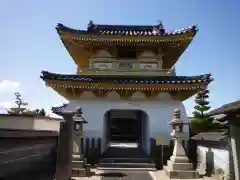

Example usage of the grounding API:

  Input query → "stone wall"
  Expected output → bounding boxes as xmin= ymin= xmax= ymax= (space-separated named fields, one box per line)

xmin=0 ymin=114 xmax=61 ymax=132
xmin=0 ymin=129 xmax=58 ymax=178
xmin=197 ymin=145 xmax=230 ymax=179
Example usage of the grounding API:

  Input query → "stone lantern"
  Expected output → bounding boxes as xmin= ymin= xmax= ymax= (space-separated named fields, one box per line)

xmin=164 ymin=109 xmax=199 ymax=179
xmin=72 ymin=107 xmax=88 ymax=177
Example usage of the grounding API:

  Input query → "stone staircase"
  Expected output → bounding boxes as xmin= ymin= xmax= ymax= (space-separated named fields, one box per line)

xmin=97 ymin=147 xmax=156 ymax=171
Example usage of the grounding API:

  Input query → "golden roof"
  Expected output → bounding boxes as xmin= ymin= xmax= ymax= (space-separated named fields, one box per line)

xmin=56 ymin=21 xmax=198 ymax=69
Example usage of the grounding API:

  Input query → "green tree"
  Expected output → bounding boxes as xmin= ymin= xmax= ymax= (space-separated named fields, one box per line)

xmin=190 ymin=89 xmax=214 ymax=134
xmin=14 ymin=92 xmax=28 ymax=108
xmin=39 ymin=108 xmax=46 ymax=116
xmin=8 ymin=92 xmax=28 ymax=114
xmin=35 ymin=109 xmax=40 ymax=115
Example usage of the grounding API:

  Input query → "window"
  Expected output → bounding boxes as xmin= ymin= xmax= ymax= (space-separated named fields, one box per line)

xmin=93 ymin=63 xmax=110 ymax=70
xmin=144 ymin=65 xmax=153 ymax=69
xmin=140 ymin=63 xmax=157 ymax=70
xmin=118 ymin=62 xmax=133 ymax=69
xmin=98 ymin=64 xmax=108 ymax=70
xmin=117 ymin=47 xmax=137 ymax=59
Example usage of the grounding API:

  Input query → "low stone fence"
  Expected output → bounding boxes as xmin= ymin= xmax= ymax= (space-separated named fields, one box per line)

xmin=195 ymin=141 xmax=233 ymax=180
xmin=149 ymin=138 xmax=197 ymax=170
xmin=79 ymin=137 xmax=102 ymax=166
xmin=0 ymin=129 xmax=58 ymax=178
xmin=191 ymin=132 xmax=234 ymax=180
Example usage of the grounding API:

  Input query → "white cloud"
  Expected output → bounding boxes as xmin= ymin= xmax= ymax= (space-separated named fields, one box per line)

xmin=0 ymin=101 xmax=15 ymax=108
xmin=0 ymin=80 xmax=20 ymax=112
xmin=0 ymin=80 xmax=20 ymax=92
xmin=0 ymin=101 xmax=16 ymax=114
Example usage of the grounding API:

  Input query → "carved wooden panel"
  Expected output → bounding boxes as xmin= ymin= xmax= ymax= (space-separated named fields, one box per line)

xmin=140 ymin=63 xmax=157 ymax=70
xmin=93 ymin=63 xmax=112 ymax=70
xmin=118 ymin=62 xmax=133 ymax=69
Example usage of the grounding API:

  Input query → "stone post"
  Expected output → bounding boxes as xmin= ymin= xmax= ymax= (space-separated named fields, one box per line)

xmin=164 ymin=109 xmax=199 ymax=179
xmin=72 ymin=123 xmax=83 ymax=160
xmin=55 ymin=112 xmax=75 ymax=180
xmin=71 ymin=107 xmax=88 ymax=177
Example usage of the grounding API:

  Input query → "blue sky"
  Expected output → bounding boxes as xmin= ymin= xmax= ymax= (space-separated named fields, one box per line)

xmin=0 ymin=0 xmax=239 ymax=116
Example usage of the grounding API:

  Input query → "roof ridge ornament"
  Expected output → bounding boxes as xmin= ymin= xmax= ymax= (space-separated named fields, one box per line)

xmin=87 ymin=20 xmax=97 ymax=31
xmin=152 ymin=20 xmax=165 ymax=35
xmin=157 ymin=20 xmax=164 ymax=28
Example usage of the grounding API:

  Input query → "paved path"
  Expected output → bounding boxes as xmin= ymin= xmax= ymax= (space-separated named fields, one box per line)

xmin=97 ymin=171 xmax=153 ymax=180
xmin=149 ymin=170 xmax=218 ymax=180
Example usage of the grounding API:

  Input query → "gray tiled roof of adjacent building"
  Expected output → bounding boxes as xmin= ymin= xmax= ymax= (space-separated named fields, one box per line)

xmin=191 ymin=132 xmax=227 ymax=141
xmin=208 ymin=100 xmax=240 ymax=115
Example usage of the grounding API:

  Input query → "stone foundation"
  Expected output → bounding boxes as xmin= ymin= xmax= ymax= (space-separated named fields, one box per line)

xmin=164 ymin=164 xmax=199 ymax=179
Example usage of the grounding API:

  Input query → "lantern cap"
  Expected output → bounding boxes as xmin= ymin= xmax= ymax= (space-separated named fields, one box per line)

xmin=73 ymin=107 xmax=88 ymax=123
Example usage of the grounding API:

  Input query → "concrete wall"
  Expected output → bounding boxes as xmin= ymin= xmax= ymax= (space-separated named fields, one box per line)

xmin=197 ymin=146 xmax=229 ymax=178
xmin=0 ymin=116 xmax=34 ymax=130
xmin=34 ymin=118 xmax=61 ymax=132
xmin=0 ymin=115 xmax=61 ymax=132
xmin=66 ymin=98 xmax=189 ymax=153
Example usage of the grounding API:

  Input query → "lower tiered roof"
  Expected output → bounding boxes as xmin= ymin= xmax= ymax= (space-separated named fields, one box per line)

xmin=41 ymin=71 xmax=212 ymax=101
xmin=41 ymin=71 xmax=212 ymax=85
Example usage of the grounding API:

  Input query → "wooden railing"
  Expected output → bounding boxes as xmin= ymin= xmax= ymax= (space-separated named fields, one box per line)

xmin=79 ymin=137 xmax=102 ymax=166
xmin=78 ymin=68 xmax=175 ymax=76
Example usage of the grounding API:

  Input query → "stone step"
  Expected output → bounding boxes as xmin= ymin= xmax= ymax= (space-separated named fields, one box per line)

xmin=96 ymin=167 xmax=156 ymax=171
xmin=100 ymin=157 xmax=153 ymax=164
xmin=72 ymin=154 xmax=84 ymax=160
xmin=72 ymin=160 xmax=85 ymax=169
xmin=163 ymin=166 xmax=199 ymax=179
xmin=98 ymin=162 xmax=156 ymax=169
xmin=71 ymin=168 xmax=87 ymax=177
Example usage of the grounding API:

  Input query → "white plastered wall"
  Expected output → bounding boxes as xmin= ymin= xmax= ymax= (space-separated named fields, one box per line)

xmin=66 ymin=93 xmax=189 ymax=153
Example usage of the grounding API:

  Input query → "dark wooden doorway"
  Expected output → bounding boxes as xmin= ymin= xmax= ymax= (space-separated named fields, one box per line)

xmin=105 ymin=110 xmax=143 ymax=145
xmin=109 ymin=118 xmax=141 ymax=143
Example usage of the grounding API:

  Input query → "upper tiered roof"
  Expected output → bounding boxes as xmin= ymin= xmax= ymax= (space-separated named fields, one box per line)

xmin=56 ymin=20 xmax=197 ymax=37
xmin=56 ymin=21 xmax=198 ymax=69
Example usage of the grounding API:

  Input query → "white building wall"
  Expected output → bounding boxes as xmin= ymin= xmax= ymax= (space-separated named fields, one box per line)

xmin=66 ymin=99 xmax=189 ymax=153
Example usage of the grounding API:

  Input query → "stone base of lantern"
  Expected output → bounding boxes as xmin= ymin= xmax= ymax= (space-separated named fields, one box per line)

xmin=71 ymin=155 xmax=88 ymax=177
xmin=164 ymin=151 xmax=199 ymax=179
xmin=164 ymin=159 xmax=199 ymax=179
xmin=71 ymin=168 xmax=87 ymax=177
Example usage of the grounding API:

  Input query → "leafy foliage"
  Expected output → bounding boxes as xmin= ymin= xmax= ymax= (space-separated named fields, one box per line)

xmin=7 ymin=92 xmax=47 ymax=116
xmin=39 ymin=108 xmax=46 ymax=116
xmin=14 ymin=92 xmax=28 ymax=108
xmin=8 ymin=92 xmax=28 ymax=114
xmin=190 ymin=89 xmax=215 ymax=134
